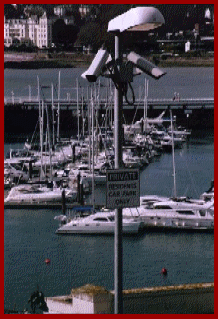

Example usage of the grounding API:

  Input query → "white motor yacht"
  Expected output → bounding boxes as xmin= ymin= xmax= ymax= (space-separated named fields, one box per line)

xmin=55 ymin=211 xmax=143 ymax=235
xmin=122 ymin=204 xmax=214 ymax=232
xmin=141 ymin=197 xmax=213 ymax=210
xmin=4 ymin=182 xmax=77 ymax=204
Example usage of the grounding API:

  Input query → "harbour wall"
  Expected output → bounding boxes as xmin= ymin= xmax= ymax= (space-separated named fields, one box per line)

xmin=4 ymin=103 xmax=214 ymax=138
xmin=45 ymin=282 xmax=214 ymax=314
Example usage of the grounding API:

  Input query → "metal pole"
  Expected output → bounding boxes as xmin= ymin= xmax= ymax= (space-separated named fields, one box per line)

xmin=37 ymin=77 xmax=43 ymax=180
xmin=57 ymin=71 xmax=61 ymax=141
xmin=51 ymin=83 xmax=55 ymax=146
xmin=28 ymin=85 xmax=31 ymax=102
xmin=45 ymin=101 xmax=53 ymax=181
xmin=170 ymin=109 xmax=177 ymax=198
xmin=144 ymin=78 xmax=149 ymax=132
xmin=76 ymin=78 xmax=80 ymax=141
xmin=82 ymin=88 xmax=85 ymax=137
xmin=91 ymin=88 xmax=95 ymax=211
xmin=114 ymin=32 xmax=123 ymax=315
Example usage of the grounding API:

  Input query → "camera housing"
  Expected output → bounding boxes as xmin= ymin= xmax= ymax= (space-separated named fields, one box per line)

xmin=127 ymin=51 xmax=166 ymax=79
xmin=81 ymin=49 xmax=109 ymax=82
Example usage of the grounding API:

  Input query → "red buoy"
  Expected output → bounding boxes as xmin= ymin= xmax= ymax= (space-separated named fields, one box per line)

xmin=45 ymin=258 xmax=51 ymax=264
xmin=161 ymin=267 xmax=168 ymax=275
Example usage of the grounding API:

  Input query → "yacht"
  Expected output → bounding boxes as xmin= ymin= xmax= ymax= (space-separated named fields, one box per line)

xmin=4 ymin=161 xmax=29 ymax=183
xmin=55 ymin=211 xmax=143 ymax=235
xmin=122 ymin=203 xmax=214 ymax=232
xmin=141 ymin=197 xmax=213 ymax=210
xmin=4 ymin=182 xmax=77 ymax=204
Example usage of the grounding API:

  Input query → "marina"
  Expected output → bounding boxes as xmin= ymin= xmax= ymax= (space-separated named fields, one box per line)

xmin=4 ymin=66 xmax=214 ymax=313
xmin=4 ymin=4 xmax=214 ymax=314
xmin=4 ymin=126 xmax=214 ymax=312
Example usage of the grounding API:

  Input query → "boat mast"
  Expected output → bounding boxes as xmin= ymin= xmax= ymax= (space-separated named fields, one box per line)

xmin=38 ymin=76 xmax=44 ymax=181
xmin=51 ymin=83 xmax=55 ymax=146
xmin=91 ymin=88 xmax=95 ymax=211
xmin=45 ymin=101 xmax=53 ymax=182
xmin=57 ymin=71 xmax=61 ymax=142
xmin=76 ymin=78 xmax=80 ymax=142
xmin=143 ymin=78 xmax=149 ymax=133
xmin=170 ymin=109 xmax=177 ymax=198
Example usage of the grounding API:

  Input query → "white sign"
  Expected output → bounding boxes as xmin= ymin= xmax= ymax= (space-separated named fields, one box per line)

xmin=106 ymin=169 xmax=140 ymax=209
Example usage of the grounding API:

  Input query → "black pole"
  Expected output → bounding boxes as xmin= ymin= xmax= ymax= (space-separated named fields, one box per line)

xmin=29 ymin=160 xmax=33 ymax=180
xmin=62 ymin=189 xmax=66 ymax=215
xmin=114 ymin=32 xmax=123 ymax=315
xmin=77 ymin=173 xmax=81 ymax=203
xmin=72 ymin=144 xmax=76 ymax=163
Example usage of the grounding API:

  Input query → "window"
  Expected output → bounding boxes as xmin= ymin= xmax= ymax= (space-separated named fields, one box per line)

xmin=199 ymin=210 xmax=206 ymax=217
xmin=177 ymin=210 xmax=195 ymax=215
xmin=93 ymin=218 xmax=109 ymax=222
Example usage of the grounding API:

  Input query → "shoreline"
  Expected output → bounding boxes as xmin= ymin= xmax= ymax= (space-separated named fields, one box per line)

xmin=4 ymin=52 xmax=214 ymax=69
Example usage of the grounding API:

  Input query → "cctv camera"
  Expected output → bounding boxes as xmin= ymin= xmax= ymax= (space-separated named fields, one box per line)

xmin=81 ymin=49 xmax=109 ymax=82
xmin=127 ymin=51 xmax=166 ymax=79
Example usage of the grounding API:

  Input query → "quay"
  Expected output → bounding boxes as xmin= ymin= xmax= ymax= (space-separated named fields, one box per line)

xmin=44 ymin=282 xmax=214 ymax=314
xmin=4 ymin=97 xmax=214 ymax=134
xmin=4 ymin=97 xmax=214 ymax=110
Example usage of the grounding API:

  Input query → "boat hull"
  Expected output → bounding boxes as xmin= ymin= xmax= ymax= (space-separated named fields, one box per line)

xmin=56 ymin=222 xmax=142 ymax=235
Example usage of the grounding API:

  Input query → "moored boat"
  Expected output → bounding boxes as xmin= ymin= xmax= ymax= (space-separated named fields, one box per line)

xmin=55 ymin=211 xmax=143 ymax=235
xmin=4 ymin=182 xmax=77 ymax=204
xmin=122 ymin=203 xmax=214 ymax=232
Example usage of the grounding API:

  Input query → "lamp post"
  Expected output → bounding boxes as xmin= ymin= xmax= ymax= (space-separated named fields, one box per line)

xmin=107 ymin=7 xmax=165 ymax=314
xmin=81 ymin=7 xmax=165 ymax=314
xmin=113 ymin=32 xmax=124 ymax=314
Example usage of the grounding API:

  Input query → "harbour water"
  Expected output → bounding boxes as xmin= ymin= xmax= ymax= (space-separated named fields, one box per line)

xmin=4 ymin=128 xmax=214 ymax=312
xmin=4 ymin=67 xmax=214 ymax=100
xmin=4 ymin=67 xmax=214 ymax=312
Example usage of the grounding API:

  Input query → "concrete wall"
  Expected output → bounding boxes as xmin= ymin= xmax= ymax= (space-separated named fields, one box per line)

xmin=121 ymin=283 xmax=214 ymax=314
xmin=45 ymin=282 xmax=214 ymax=314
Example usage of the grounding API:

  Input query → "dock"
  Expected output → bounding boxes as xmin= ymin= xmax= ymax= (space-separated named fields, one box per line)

xmin=4 ymin=97 xmax=214 ymax=111
xmin=4 ymin=97 xmax=214 ymax=135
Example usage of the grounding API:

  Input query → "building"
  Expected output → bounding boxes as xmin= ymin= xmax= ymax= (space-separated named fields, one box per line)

xmin=27 ymin=13 xmax=52 ymax=48
xmin=79 ymin=5 xmax=90 ymax=18
xmin=4 ymin=12 xmax=52 ymax=48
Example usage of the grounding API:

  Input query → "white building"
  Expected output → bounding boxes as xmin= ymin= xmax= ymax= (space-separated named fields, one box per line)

xmin=4 ymin=12 xmax=52 ymax=48
xmin=79 ymin=5 xmax=90 ymax=18
xmin=54 ymin=5 xmax=66 ymax=17
xmin=4 ymin=16 xmax=26 ymax=47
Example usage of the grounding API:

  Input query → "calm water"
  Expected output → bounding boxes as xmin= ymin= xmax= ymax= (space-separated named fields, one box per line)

xmin=4 ymin=67 xmax=214 ymax=100
xmin=4 ymin=129 xmax=214 ymax=311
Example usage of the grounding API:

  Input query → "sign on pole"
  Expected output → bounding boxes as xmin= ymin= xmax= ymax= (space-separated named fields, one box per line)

xmin=106 ymin=169 xmax=140 ymax=209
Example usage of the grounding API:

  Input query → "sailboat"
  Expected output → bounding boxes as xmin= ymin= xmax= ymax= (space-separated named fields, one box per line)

xmin=140 ymin=110 xmax=213 ymax=215
xmin=4 ymin=80 xmax=77 ymax=205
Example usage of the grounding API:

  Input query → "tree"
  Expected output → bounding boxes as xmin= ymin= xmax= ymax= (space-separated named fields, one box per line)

xmin=75 ymin=21 xmax=105 ymax=51
xmin=53 ymin=19 xmax=68 ymax=45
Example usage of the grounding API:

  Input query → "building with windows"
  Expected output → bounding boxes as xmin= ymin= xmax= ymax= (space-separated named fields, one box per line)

xmin=4 ymin=12 xmax=52 ymax=48
xmin=79 ymin=5 xmax=90 ymax=18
